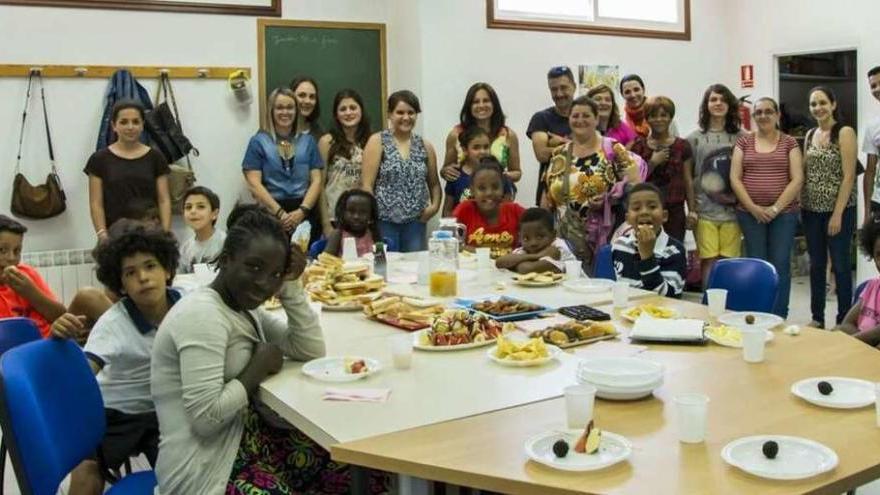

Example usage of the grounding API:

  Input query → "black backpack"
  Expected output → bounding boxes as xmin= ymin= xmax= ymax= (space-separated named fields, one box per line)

xmin=144 ymin=73 xmax=198 ymax=163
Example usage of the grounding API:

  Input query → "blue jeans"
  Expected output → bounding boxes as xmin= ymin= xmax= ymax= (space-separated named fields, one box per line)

xmin=736 ymin=210 xmax=798 ymax=318
xmin=379 ymin=220 xmax=426 ymax=253
xmin=802 ymin=207 xmax=855 ymax=325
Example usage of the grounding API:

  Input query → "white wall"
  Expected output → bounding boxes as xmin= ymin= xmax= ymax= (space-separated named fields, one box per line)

xmin=0 ymin=1 xmax=394 ymax=252
xmin=726 ymin=0 xmax=880 ymax=283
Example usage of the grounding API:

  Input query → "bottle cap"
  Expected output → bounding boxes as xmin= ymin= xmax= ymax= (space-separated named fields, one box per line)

xmin=433 ymin=231 xmax=453 ymax=239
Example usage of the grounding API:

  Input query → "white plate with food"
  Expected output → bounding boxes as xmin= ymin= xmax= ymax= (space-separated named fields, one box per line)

xmin=301 ymin=356 xmax=381 ymax=382
xmin=525 ymin=428 xmax=632 ymax=472
xmin=562 ymin=278 xmax=615 ymax=294
xmin=486 ymin=338 xmax=561 ymax=367
xmin=413 ymin=329 xmax=498 ymax=351
xmin=790 ymin=376 xmax=876 ymax=409
xmin=512 ymin=271 xmax=566 ymax=287
xmin=717 ymin=311 xmax=784 ymax=329
xmin=621 ymin=304 xmax=680 ymax=323
xmin=705 ymin=325 xmax=774 ymax=348
xmin=721 ymin=435 xmax=838 ymax=480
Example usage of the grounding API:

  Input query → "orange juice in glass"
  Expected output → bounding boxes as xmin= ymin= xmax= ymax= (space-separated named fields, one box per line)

xmin=429 ymin=270 xmax=457 ymax=297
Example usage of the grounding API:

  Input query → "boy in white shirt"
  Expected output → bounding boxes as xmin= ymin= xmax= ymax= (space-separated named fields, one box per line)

xmin=179 ymin=186 xmax=226 ymax=272
xmin=863 ymin=66 xmax=880 ymax=224
xmin=51 ymin=220 xmax=181 ymax=495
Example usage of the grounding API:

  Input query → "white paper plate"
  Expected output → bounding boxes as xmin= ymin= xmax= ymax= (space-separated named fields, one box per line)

xmin=525 ymin=429 xmax=632 ymax=472
xmin=486 ymin=344 xmax=562 ymax=367
xmin=790 ymin=376 xmax=876 ymax=409
xmin=412 ymin=329 xmax=497 ymax=352
xmin=513 ymin=277 xmax=565 ymax=287
xmin=562 ymin=278 xmax=614 ymax=293
xmin=721 ymin=435 xmax=838 ymax=480
xmin=717 ymin=311 xmax=784 ymax=329
xmin=301 ymin=356 xmax=381 ymax=382
xmin=621 ymin=306 xmax=680 ymax=323
xmin=705 ymin=326 xmax=774 ymax=348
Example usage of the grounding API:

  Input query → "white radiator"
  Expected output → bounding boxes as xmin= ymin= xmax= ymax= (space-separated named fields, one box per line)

xmin=21 ymin=249 xmax=101 ymax=305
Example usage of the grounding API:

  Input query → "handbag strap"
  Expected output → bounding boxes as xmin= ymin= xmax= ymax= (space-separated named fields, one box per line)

xmin=14 ymin=71 xmax=35 ymax=174
xmin=162 ymin=73 xmax=193 ymax=171
xmin=37 ymin=72 xmax=58 ymax=173
xmin=15 ymin=71 xmax=59 ymax=177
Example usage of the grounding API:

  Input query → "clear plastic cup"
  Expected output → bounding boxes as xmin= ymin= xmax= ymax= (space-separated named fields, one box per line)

xmin=706 ymin=289 xmax=728 ymax=317
xmin=475 ymin=248 xmax=492 ymax=271
xmin=875 ymin=383 xmax=880 ymax=427
xmin=613 ymin=280 xmax=629 ymax=308
xmin=390 ymin=334 xmax=413 ymax=370
xmin=674 ymin=393 xmax=709 ymax=443
xmin=741 ymin=328 xmax=766 ymax=363
xmin=564 ymin=260 xmax=582 ymax=279
xmin=342 ymin=236 xmax=358 ymax=261
xmin=564 ymin=384 xmax=597 ymax=429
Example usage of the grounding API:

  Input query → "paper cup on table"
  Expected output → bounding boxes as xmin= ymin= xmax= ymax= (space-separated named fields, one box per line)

xmin=475 ymin=248 xmax=492 ymax=271
xmin=416 ymin=251 xmax=430 ymax=285
xmin=564 ymin=384 xmax=597 ymax=429
xmin=564 ymin=260 xmax=582 ymax=278
xmin=706 ymin=289 xmax=728 ymax=317
xmin=613 ymin=280 xmax=629 ymax=308
xmin=674 ymin=393 xmax=709 ymax=443
xmin=874 ymin=383 xmax=880 ymax=427
xmin=341 ymin=237 xmax=358 ymax=261
xmin=741 ymin=328 xmax=766 ymax=363
xmin=390 ymin=334 xmax=413 ymax=370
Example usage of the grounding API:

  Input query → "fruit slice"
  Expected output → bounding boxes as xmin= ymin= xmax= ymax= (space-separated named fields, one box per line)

xmin=573 ymin=420 xmax=601 ymax=454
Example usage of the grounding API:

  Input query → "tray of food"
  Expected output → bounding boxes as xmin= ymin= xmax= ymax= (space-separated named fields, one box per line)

xmin=529 ymin=320 xmax=618 ymax=348
xmin=304 ymin=253 xmax=385 ymax=309
xmin=362 ymin=296 xmax=446 ymax=331
xmin=512 ymin=271 xmax=565 ymax=287
xmin=414 ymin=309 xmax=514 ymax=351
xmin=487 ymin=336 xmax=561 ymax=367
xmin=456 ymin=296 xmax=550 ymax=322
xmin=620 ymin=303 xmax=679 ymax=322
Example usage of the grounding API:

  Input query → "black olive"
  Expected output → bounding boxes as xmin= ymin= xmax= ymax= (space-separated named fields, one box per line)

xmin=818 ymin=381 xmax=833 ymax=395
xmin=745 ymin=314 xmax=756 ymax=325
xmin=762 ymin=440 xmax=779 ymax=459
xmin=553 ymin=439 xmax=569 ymax=458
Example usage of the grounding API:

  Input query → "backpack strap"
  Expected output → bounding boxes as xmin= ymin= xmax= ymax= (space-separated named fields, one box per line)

xmin=804 ymin=127 xmax=816 ymax=155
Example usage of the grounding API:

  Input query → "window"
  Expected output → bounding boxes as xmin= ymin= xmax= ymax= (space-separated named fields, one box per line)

xmin=487 ymin=0 xmax=690 ymax=41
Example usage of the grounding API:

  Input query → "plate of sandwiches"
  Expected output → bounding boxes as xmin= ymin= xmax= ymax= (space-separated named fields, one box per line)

xmin=529 ymin=320 xmax=618 ymax=348
xmin=304 ymin=253 xmax=385 ymax=310
xmin=512 ymin=271 xmax=566 ymax=287
xmin=362 ymin=296 xmax=446 ymax=331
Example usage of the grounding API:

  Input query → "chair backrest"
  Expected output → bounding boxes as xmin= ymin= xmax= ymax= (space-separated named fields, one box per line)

xmin=0 ymin=339 xmax=105 ymax=495
xmin=705 ymin=258 xmax=779 ymax=313
xmin=0 ymin=317 xmax=42 ymax=356
xmin=593 ymin=244 xmax=616 ymax=280
xmin=854 ymin=280 xmax=869 ymax=304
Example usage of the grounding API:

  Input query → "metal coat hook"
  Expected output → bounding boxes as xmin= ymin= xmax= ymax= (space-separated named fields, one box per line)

xmin=197 ymin=68 xmax=208 ymax=78
xmin=29 ymin=67 xmax=42 ymax=75
xmin=74 ymin=67 xmax=88 ymax=77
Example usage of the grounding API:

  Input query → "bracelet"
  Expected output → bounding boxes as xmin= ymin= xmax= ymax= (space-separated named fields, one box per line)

xmin=96 ymin=228 xmax=107 ymax=237
xmin=299 ymin=204 xmax=312 ymax=214
xmin=770 ymin=205 xmax=780 ymax=215
xmin=275 ymin=207 xmax=285 ymax=219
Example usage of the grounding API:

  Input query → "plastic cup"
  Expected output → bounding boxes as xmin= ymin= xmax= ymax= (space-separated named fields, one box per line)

xmin=613 ymin=280 xmax=629 ymax=308
xmin=706 ymin=289 xmax=728 ymax=317
xmin=565 ymin=260 xmax=582 ymax=279
xmin=192 ymin=263 xmax=217 ymax=285
xmin=475 ymin=248 xmax=492 ymax=271
xmin=674 ymin=393 xmax=709 ymax=443
xmin=875 ymin=383 xmax=880 ymax=427
xmin=390 ymin=334 xmax=413 ymax=370
xmin=416 ymin=252 xmax=429 ymax=285
xmin=564 ymin=384 xmax=597 ymax=429
xmin=342 ymin=237 xmax=358 ymax=261
xmin=741 ymin=328 xmax=766 ymax=363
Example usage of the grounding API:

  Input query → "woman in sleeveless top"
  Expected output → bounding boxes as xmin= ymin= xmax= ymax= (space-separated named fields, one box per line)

xmin=440 ymin=82 xmax=522 ymax=198
xmin=318 ymin=89 xmax=371 ymax=236
xmin=801 ymin=86 xmax=858 ymax=328
xmin=362 ymin=90 xmax=441 ymax=252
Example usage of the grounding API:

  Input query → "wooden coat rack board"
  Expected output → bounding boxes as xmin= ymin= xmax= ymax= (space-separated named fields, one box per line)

xmin=0 ymin=64 xmax=250 ymax=79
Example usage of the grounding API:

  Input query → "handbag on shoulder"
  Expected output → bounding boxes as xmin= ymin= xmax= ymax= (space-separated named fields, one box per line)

xmin=11 ymin=71 xmax=66 ymax=219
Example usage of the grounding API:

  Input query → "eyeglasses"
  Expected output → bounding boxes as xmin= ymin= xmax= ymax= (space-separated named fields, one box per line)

xmin=548 ymin=66 xmax=573 ymax=78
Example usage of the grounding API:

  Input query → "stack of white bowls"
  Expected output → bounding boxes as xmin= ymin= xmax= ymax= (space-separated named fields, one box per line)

xmin=576 ymin=357 xmax=664 ymax=400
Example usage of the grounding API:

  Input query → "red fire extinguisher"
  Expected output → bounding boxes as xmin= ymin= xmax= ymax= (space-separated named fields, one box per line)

xmin=739 ymin=95 xmax=752 ymax=131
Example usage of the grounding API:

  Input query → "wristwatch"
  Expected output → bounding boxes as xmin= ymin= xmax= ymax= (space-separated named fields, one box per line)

xmin=299 ymin=205 xmax=312 ymax=215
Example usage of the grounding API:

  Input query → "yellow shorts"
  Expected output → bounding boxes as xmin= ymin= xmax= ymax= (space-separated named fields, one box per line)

xmin=696 ymin=219 xmax=742 ymax=258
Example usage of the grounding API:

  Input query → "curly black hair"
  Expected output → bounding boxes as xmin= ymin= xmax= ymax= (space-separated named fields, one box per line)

xmin=93 ymin=219 xmax=179 ymax=295
xmin=472 ymin=156 xmax=504 ymax=183
xmin=334 ymin=189 xmax=381 ymax=241
xmin=216 ymin=203 xmax=292 ymax=273
xmin=860 ymin=218 xmax=880 ymax=258
xmin=519 ymin=207 xmax=554 ymax=233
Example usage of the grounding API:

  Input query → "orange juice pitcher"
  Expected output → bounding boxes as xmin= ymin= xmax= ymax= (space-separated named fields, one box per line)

xmin=429 ymin=230 xmax=458 ymax=297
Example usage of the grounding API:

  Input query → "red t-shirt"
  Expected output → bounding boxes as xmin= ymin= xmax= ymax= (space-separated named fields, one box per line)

xmin=453 ymin=200 xmax=525 ymax=254
xmin=0 ymin=264 xmax=57 ymax=338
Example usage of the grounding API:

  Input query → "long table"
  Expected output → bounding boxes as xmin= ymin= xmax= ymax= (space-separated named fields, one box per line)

xmin=331 ymin=296 xmax=880 ymax=494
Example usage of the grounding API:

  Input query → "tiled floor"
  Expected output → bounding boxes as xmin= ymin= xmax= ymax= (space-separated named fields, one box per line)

xmin=3 ymin=276 xmax=879 ymax=495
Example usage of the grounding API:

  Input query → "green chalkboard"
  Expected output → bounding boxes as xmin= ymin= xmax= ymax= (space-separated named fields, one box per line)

xmin=258 ymin=20 xmax=386 ymax=134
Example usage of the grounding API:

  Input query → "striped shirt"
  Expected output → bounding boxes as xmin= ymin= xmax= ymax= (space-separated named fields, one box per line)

xmin=611 ymin=229 xmax=686 ymax=298
xmin=735 ymin=133 xmax=799 ymax=212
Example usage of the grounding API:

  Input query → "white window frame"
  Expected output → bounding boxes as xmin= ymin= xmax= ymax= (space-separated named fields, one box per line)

xmin=486 ymin=0 xmax=691 ymax=41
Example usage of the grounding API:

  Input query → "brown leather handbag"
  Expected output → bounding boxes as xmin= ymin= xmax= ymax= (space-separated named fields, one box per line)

xmin=11 ymin=71 xmax=66 ymax=219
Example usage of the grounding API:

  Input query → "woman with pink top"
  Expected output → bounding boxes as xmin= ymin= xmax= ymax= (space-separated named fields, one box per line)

xmin=587 ymin=84 xmax=637 ymax=148
xmin=730 ymin=97 xmax=803 ymax=318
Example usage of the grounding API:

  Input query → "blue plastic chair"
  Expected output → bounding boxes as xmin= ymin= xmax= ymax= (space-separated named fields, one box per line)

xmin=703 ymin=258 xmax=779 ymax=313
xmin=593 ymin=244 xmax=616 ymax=280
xmin=0 ymin=339 xmax=156 ymax=495
xmin=0 ymin=318 xmax=42 ymax=494
xmin=308 ymin=236 xmax=398 ymax=259
xmin=854 ymin=280 xmax=869 ymax=304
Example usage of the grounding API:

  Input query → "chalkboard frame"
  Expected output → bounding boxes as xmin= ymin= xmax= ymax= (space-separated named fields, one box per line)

xmin=257 ymin=19 xmax=387 ymax=133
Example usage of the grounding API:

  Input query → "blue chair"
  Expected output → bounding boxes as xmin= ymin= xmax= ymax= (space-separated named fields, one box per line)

xmin=0 ymin=318 xmax=42 ymax=494
xmin=0 ymin=339 xmax=156 ymax=495
xmin=308 ymin=236 xmax=398 ymax=259
xmin=854 ymin=280 xmax=869 ymax=304
xmin=703 ymin=258 xmax=779 ymax=313
xmin=593 ymin=244 xmax=616 ymax=280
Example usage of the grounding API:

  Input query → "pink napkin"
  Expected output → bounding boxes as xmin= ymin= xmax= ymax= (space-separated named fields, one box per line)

xmin=575 ymin=341 xmax=648 ymax=359
xmin=323 ymin=388 xmax=391 ymax=403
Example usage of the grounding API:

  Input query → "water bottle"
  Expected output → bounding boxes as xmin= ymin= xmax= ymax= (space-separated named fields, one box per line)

xmin=428 ymin=231 xmax=458 ymax=297
xmin=373 ymin=242 xmax=387 ymax=279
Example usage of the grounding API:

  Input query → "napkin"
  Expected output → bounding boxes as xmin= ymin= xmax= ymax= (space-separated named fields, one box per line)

xmin=575 ymin=341 xmax=648 ymax=359
xmin=323 ymin=388 xmax=391 ymax=402
xmin=629 ymin=316 xmax=705 ymax=341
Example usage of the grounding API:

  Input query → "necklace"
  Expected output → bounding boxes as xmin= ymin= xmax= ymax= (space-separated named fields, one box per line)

xmin=276 ymin=133 xmax=296 ymax=172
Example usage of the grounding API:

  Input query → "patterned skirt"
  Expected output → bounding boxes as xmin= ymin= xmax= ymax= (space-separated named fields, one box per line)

xmin=226 ymin=406 xmax=390 ymax=495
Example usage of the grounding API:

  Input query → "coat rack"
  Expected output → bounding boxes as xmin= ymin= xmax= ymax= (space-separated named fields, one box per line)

xmin=0 ymin=64 xmax=250 ymax=79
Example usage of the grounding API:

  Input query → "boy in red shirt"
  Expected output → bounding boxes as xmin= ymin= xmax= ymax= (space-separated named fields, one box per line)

xmin=0 ymin=215 xmax=65 ymax=337
xmin=453 ymin=158 xmax=525 ymax=257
